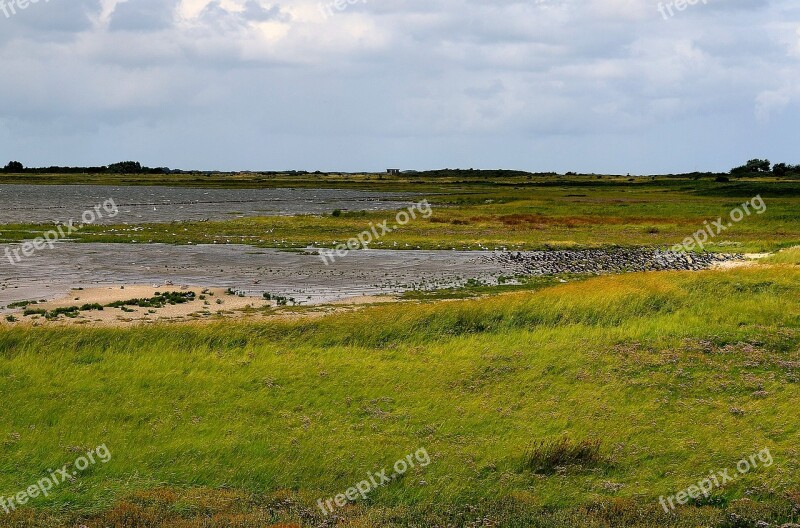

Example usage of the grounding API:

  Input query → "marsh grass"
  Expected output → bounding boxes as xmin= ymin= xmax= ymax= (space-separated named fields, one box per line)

xmin=523 ymin=437 xmax=605 ymax=475
xmin=764 ymin=246 xmax=800 ymax=265
xmin=1 ymin=489 xmax=796 ymax=527
xmin=1 ymin=265 xmax=799 ymax=526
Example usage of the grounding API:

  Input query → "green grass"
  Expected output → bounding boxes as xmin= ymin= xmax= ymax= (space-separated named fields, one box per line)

xmin=2 ymin=173 xmax=800 ymax=525
xmin=399 ymin=275 xmax=578 ymax=300
xmin=522 ymin=437 xmax=605 ymax=475
xmin=764 ymin=246 xmax=800 ymax=265
xmin=1 ymin=263 xmax=799 ymax=526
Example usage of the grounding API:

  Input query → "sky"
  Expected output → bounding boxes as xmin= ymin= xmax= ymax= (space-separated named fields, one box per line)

xmin=0 ymin=0 xmax=798 ymax=173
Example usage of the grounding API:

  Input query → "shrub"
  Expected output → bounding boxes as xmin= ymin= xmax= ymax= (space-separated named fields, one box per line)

xmin=49 ymin=306 xmax=80 ymax=317
xmin=7 ymin=300 xmax=35 ymax=309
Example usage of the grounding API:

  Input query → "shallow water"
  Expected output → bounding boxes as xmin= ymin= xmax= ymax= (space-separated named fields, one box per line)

xmin=0 ymin=243 xmax=735 ymax=308
xmin=0 ymin=185 xmax=414 ymax=225
xmin=0 ymin=244 xmax=503 ymax=306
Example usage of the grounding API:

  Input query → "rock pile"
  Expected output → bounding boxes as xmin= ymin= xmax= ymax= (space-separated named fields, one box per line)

xmin=492 ymin=248 xmax=742 ymax=276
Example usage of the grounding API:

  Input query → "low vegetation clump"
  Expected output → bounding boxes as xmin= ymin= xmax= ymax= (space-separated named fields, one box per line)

xmin=523 ymin=436 xmax=605 ymax=475
xmin=46 ymin=306 xmax=81 ymax=319
xmin=23 ymin=306 xmax=87 ymax=319
xmin=106 ymin=291 xmax=196 ymax=309
xmin=262 ymin=292 xmax=296 ymax=305
xmin=14 ymin=293 xmax=196 ymax=320
xmin=7 ymin=300 xmax=38 ymax=309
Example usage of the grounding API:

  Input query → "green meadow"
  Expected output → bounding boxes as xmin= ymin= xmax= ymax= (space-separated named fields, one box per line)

xmin=1 ymin=173 xmax=800 ymax=526
xmin=1 ymin=258 xmax=799 ymax=526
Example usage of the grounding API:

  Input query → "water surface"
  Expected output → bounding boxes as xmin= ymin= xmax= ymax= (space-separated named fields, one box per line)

xmin=0 ymin=185 xmax=414 ymax=225
xmin=0 ymin=244 xmax=734 ymax=308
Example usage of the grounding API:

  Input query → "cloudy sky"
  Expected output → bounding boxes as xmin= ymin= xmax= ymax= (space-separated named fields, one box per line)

xmin=0 ymin=0 xmax=798 ymax=173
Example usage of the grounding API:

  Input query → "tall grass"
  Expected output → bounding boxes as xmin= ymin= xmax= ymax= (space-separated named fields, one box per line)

xmin=522 ymin=437 xmax=605 ymax=474
xmin=0 ymin=266 xmax=798 ymax=526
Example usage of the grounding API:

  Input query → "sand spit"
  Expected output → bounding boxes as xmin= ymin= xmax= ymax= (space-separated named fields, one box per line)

xmin=1 ymin=285 xmax=398 ymax=327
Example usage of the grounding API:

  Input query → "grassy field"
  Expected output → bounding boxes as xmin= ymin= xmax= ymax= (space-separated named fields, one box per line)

xmin=1 ymin=255 xmax=799 ymax=526
xmin=2 ymin=174 xmax=800 ymax=253
xmin=2 ymin=173 xmax=800 ymax=526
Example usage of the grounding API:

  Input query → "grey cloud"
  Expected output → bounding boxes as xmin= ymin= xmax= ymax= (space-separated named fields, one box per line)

xmin=702 ymin=0 xmax=770 ymax=12
xmin=0 ymin=0 xmax=100 ymax=42
xmin=108 ymin=0 xmax=180 ymax=32
xmin=242 ymin=0 xmax=287 ymax=21
xmin=197 ymin=1 xmax=289 ymax=30
xmin=0 ymin=0 xmax=798 ymax=173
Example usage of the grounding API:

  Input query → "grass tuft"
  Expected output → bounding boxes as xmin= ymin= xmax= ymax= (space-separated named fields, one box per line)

xmin=522 ymin=436 xmax=605 ymax=474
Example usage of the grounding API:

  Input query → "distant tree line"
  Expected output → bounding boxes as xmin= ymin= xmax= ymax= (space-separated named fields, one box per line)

xmin=2 ymin=159 xmax=799 ymax=178
xmin=2 ymin=160 xmax=171 ymax=174
xmin=730 ymin=159 xmax=800 ymax=177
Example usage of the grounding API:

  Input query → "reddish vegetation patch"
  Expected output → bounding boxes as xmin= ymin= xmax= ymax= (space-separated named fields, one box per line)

xmin=4 ymin=489 xmax=313 ymax=528
xmin=429 ymin=217 xmax=471 ymax=225
xmin=469 ymin=214 xmax=698 ymax=228
xmin=5 ymin=489 xmax=797 ymax=527
xmin=499 ymin=213 xmax=628 ymax=227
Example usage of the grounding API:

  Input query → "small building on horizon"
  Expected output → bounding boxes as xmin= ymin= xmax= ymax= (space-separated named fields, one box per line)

xmin=386 ymin=168 xmax=401 ymax=175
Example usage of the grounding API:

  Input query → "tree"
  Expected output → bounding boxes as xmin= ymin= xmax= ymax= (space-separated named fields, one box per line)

xmin=3 ymin=161 xmax=23 ymax=172
xmin=107 ymin=161 xmax=142 ymax=174
xmin=731 ymin=159 xmax=771 ymax=175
